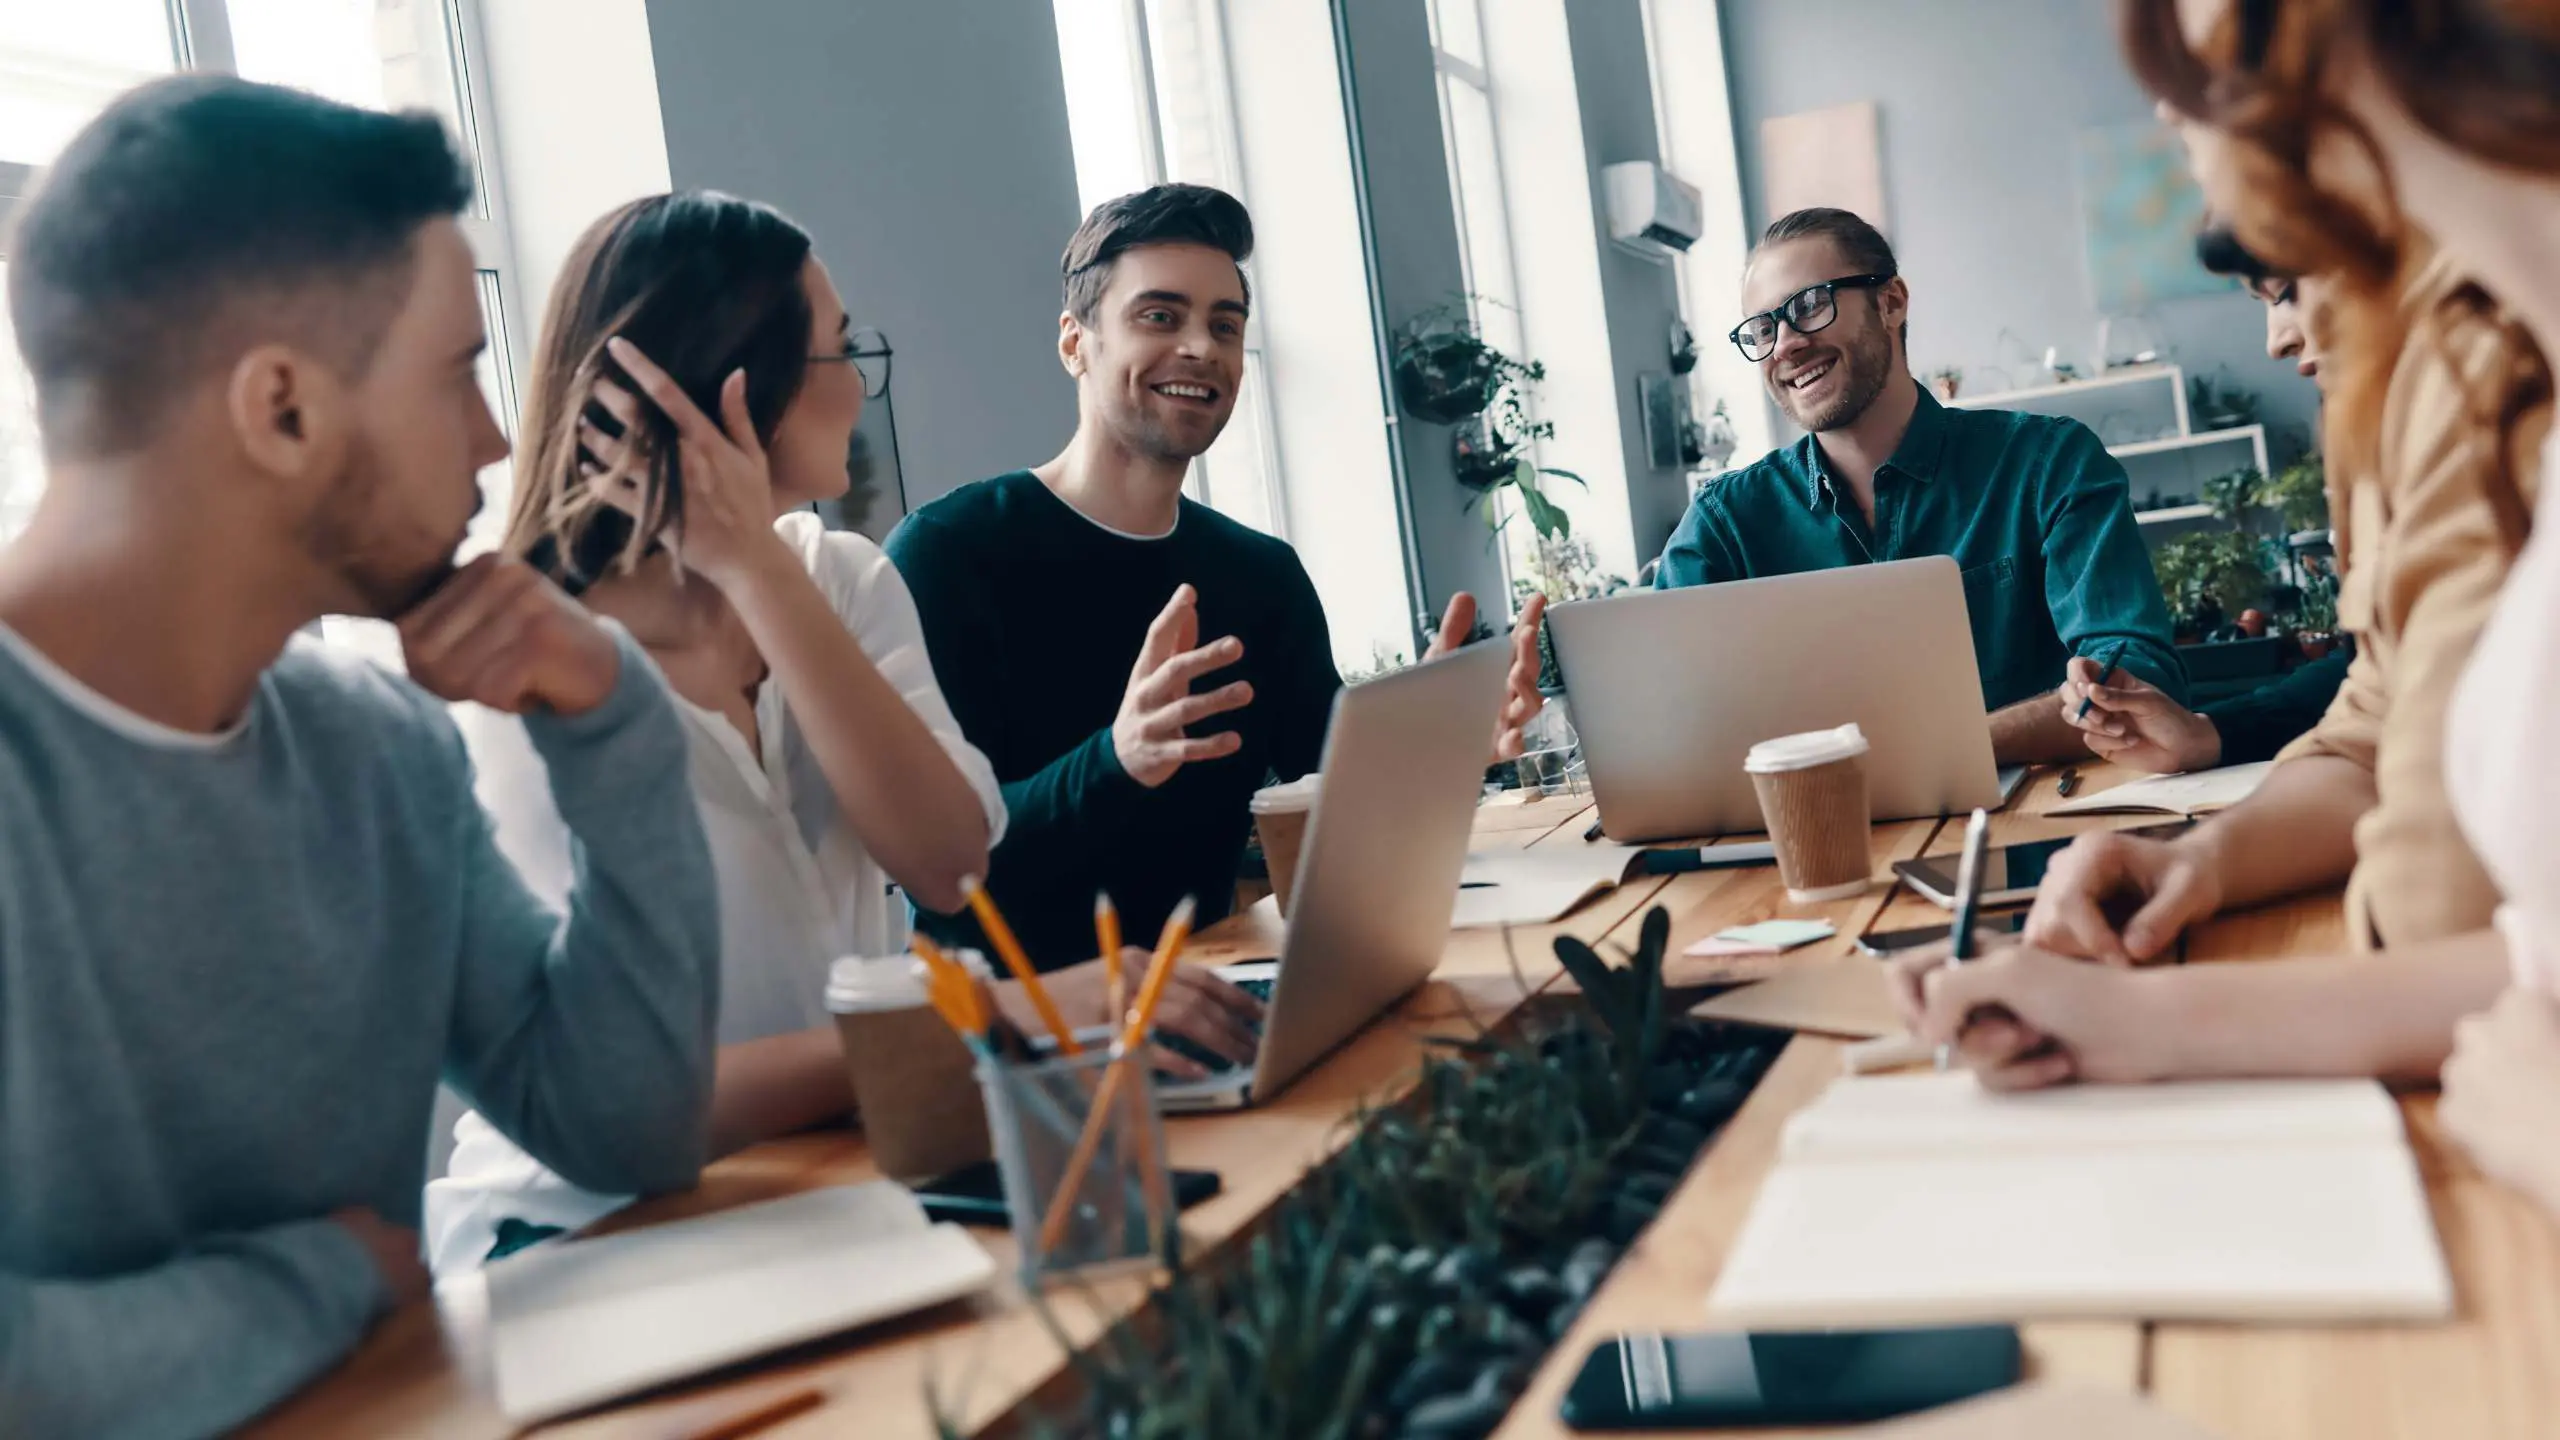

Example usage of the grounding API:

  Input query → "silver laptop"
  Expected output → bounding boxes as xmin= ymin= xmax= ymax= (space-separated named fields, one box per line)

xmin=1547 ymin=556 xmax=2001 ymax=844
xmin=1159 ymin=640 xmax=1511 ymax=1113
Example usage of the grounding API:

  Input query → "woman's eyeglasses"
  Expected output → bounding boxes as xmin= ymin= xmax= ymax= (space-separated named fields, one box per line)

xmin=809 ymin=327 xmax=894 ymax=400
xmin=1728 ymin=274 xmax=1892 ymax=362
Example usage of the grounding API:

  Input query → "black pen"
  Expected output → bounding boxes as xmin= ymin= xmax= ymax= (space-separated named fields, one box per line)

xmin=2073 ymin=641 xmax=2129 ymax=722
xmin=1936 ymin=808 xmax=1993 ymax=1071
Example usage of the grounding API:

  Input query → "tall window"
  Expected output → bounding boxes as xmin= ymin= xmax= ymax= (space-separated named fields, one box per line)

xmin=0 ymin=0 xmax=522 ymax=562
xmin=1050 ymin=0 xmax=1285 ymax=540
xmin=1427 ymin=0 xmax=1535 ymax=588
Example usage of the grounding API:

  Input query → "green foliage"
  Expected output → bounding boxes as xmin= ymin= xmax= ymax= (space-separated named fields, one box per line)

xmin=961 ymin=907 xmax=1769 ymax=1440
xmin=2202 ymin=465 xmax=2266 ymax=524
xmin=2187 ymin=370 xmax=2261 ymax=430
xmin=2262 ymin=454 xmax=2330 ymax=534
xmin=2153 ymin=529 xmax=2271 ymax=632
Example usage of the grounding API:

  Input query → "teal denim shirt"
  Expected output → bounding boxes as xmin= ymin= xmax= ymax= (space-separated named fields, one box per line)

xmin=1654 ymin=384 xmax=2189 ymax=711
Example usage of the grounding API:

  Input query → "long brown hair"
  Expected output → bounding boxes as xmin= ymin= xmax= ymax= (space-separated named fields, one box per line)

xmin=2117 ymin=0 xmax=2551 ymax=551
xmin=506 ymin=191 xmax=814 ymax=591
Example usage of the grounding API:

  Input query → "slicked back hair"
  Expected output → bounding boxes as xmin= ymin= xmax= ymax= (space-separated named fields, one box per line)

xmin=1061 ymin=183 xmax=1254 ymax=325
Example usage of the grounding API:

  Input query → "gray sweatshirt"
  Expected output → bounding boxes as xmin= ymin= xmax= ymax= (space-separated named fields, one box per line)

xmin=0 ymin=621 xmax=720 ymax=1439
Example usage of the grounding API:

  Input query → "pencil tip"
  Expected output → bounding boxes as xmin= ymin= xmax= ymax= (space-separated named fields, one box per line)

xmin=1095 ymin=891 xmax=1114 ymax=914
xmin=1168 ymin=894 xmax=1197 ymax=924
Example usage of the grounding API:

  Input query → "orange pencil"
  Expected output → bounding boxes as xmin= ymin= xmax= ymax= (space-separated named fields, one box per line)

xmin=1097 ymin=892 xmax=1126 ymax=1028
xmin=960 ymin=875 xmax=1081 ymax=1056
xmin=1039 ymin=897 xmax=1195 ymax=1253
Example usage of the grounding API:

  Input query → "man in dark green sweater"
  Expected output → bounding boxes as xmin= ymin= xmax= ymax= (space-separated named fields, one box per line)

xmin=887 ymin=186 xmax=1542 ymax=1039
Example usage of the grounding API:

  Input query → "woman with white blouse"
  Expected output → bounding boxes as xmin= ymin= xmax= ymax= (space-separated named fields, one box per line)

xmin=424 ymin=192 xmax=1008 ymax=1271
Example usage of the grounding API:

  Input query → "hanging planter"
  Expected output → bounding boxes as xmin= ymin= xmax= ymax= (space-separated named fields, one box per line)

xmin=1394 ymin=313 xmax=1509 ymax=425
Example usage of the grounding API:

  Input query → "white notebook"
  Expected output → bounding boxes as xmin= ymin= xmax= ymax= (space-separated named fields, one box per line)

xmin=486 ymin=1182 xmax=998 ymax=1424
xmin=2045 ymin=761 xmax=2273 ymax=818
xmin=1707 ymin=1073 xmax=2452 ymax=1328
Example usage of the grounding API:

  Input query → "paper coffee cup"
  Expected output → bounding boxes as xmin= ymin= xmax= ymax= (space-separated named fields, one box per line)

xmin=1744 ymin=724 xmax=1874 ymax=904
xmin=1251 ymin=774 xmax=1321 ymax=917
xmin=826 ymin=953 xmax=992 ymax=1182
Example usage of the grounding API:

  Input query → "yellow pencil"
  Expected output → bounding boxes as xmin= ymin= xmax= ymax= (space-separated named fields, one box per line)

xmin=1039 ymin=897 xmax=1195 ymax=1253
xmin=1097 ymin=892 xmax=1125 ymax=1028
xmin=960 ymin=875 xmax=1082 ymax=1056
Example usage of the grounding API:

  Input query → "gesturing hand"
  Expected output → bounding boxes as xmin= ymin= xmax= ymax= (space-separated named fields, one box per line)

xmin=1113 ymin=584 xmax=1253 ymax=789
xmin=398 ymin=556 xmax=622 ymax=717
xmin=1425 ymin=591 xmax=1548 ymax=760
xmin=579 ymin=335 xmax=792 ymax=594
xmin=2020 ymin=828 xmax=2224 ymax=967
xmin=2059 ymin=656 xmax=2221 ymax=775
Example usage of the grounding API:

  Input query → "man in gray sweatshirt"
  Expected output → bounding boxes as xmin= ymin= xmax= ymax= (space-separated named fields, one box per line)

xmin=0 ymin=78 xmax=721 ymax=1437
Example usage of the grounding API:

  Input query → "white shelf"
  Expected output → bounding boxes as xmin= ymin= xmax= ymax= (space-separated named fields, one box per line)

xmin=1950 ymin=362 xmax=2180 ymax=412
xmin=2135 ymin=504 xmax=2216 ymax=526
xmin=2109 ymin=423 xmax=2265 ymax=461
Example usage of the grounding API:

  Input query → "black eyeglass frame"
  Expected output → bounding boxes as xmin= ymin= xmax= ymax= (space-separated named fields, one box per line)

xmin=807 ymin=327 xmax=894 ymax=400
xmin=1727 ymin=273 xmax=1894 ymax=362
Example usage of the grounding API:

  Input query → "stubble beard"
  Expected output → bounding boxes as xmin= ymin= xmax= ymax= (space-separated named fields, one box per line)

xmin=1776 ymin=321 xmax=1895 ymax=435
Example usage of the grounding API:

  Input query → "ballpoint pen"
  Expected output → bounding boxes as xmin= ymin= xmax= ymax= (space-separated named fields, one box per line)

xmin=1935 ymin=808 xmax=1992 ymax=1072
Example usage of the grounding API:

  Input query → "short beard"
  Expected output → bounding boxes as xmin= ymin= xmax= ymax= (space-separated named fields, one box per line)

xmin=300 ymin=445 xmax=457 ymax=620
xmin=1775 ymin=320 xmax=1895 ymax=434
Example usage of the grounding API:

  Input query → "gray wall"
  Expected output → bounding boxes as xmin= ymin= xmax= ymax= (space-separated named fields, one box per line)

xmin=642 ymin=0 xmax=1085 ymax=520
xmin=1718 ymin=0 xmax=2315 ymax=465
xmin=1336 ymin=0 xmax=1509 ymax=638
xmin=1565 ymin=0 xmax=1693 ymax=562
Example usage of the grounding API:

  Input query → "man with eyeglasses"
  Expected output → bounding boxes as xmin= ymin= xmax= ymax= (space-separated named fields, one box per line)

xmin=1656 ymin=206 xmax=2186 ymax=764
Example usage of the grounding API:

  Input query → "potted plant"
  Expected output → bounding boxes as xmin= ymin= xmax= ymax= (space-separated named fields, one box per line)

xmin=1393 ymin=305 xmax=1511 ymax=425
xmin=2202 ymin=464 xmax=2266 ymax=524
xmin=2260 ymin=452 xmax=2330 ymax=535
xmin=2152 ymin=530 xmax=2273 ymax=643
xmin=2186 ymin=371 xmax=2261 ymax=432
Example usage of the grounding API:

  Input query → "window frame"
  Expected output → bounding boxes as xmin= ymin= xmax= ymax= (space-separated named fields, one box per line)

xmin=0 ymin=0 xmax=528 ymax=546
xmin=1061 ymin=0 xmax=1291 ymax=540
xmin=1426 ymin=0 xmax=1537 ymax=593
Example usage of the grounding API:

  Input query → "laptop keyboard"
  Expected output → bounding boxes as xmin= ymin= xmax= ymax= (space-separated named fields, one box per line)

xmin=1155 ymin=975 xmax=1273 ymax=1080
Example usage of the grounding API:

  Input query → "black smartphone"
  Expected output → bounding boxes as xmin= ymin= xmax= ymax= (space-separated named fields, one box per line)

xmin=1891 ymin=821 xmax=2192 ymax=909
xmin=1856 ymin=910 xmax=2028 ymax=956
xmin=908 ymin=1160 xmax=1222 ymax=1226
xmin=1559 ymin=1325 xmax=2021 ymax=1430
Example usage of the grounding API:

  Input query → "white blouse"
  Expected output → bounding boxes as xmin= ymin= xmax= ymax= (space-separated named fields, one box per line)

xmin=2446 ymin=428 xmax=2560 ymax=993
xmin=423 ymin=513 xmax=1005 ymax=1272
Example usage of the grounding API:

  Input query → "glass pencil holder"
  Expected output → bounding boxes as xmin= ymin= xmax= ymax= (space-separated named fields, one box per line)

xmin=976 ymin=1045 xmax=1177 ymax=1284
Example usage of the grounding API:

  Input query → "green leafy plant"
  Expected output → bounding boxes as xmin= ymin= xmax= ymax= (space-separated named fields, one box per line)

xmin=2186 ymin=370 xmax=2261 ymax=431
xmin=1398 ymin=302 xmax=1587 ymax=546
xmin=2202 ymin=464 xmax=2266 ymax=524
xmin=2153 ymin=530 xmax=2272 ymax=636
xmin=966 ymin=908 xmax=1778 ymax=1440
xmin=2261 ymin=453 xmax=2330 ymax=534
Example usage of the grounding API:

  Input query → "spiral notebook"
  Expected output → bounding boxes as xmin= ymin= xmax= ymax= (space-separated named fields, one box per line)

xmin=1709 ymin=1073 xmax=2452 ymax=1327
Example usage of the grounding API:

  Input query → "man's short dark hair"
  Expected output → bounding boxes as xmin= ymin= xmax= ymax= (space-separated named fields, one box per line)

xmin=1755 ymin=207 xmax=1903 ymax=347
xmin=2194 ymin=224 xmax=2289 ymax=287
xmin=1061 ymin=183 xmax=1254 ymax=325
xmin=6 ymin=74 xmax=473 ymax=459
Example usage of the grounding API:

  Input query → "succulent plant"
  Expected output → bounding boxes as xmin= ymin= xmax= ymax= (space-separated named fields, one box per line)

xmin=948 ymin=907 xmax=1783 ymax=1440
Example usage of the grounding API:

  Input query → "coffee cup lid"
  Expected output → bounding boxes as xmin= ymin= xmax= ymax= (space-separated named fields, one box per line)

xmin=1249 ymin=772 xmax=1322 ymax=813
xmin=825 ymin=949 xmax=989 ymax=1013
xmin=1744 ymin=723 xmax=1869 ymax=774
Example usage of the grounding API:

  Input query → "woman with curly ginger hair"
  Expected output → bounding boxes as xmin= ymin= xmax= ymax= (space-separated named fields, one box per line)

xmin=1892 ymin=0 xmax=2560 ymax=1223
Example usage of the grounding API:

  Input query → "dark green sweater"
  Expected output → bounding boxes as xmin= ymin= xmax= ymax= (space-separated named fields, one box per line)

xmin=885 ymin=472 xmax=1343 ymax=967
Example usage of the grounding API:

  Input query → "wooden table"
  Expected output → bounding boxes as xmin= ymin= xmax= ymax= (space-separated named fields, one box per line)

xmin=258 ymin=772 xmax=2560 ymax=1439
